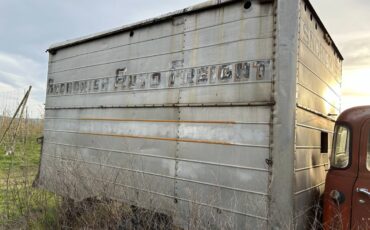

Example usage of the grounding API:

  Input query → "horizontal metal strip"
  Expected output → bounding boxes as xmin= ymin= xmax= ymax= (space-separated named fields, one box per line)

xmin=298 ymin=60 xmax=340 ymax=98
xmin=294 ymin=163 xmax=328 ymax=172
xmin=44 ymin=117 xmax=271 ymax=125
xmin=298 ymin=41 xmax=341 ymax=83
xmin=49 ymin=36 xmax=273 ymax=74
xmin=47 ymin=80 xmax=273 ymax=98
xmin=296 ymin=123 xmax=334 ymax=134
xmin=44 ymin=153 xmax=269 ymax=196
xmin=297 ymin=83 xmax=339 ymax=110
xmin=45 ymin=101 xmax=276 ymax=110
xmin=43 ymin=141 xmax=269 ymax=172
xmin=294 ymin=181 xmax=325 ymax=196
xmin=71 ymin=173 xmax=269 ymax=221
xmin=296 ymin=104 xmax=336 ymax=122
xmin=43 ymin=129 xmax=270 ymax=148
xmin=51 ymin=15 xmax=273 ymax=63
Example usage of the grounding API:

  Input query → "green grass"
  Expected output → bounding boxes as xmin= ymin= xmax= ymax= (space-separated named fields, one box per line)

xmin=0 ymin=136 xmax=40 ymax=172
xmin=0 ymin=122 xmax=62 ymax=229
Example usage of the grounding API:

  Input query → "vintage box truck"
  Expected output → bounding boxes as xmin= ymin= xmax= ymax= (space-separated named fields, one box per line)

xmin=36 ymin=0 xmax=343 ymax=228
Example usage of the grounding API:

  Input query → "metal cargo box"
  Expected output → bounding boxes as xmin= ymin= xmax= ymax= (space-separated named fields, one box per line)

xmin=37 ymin=0 xmax=343 ymax=229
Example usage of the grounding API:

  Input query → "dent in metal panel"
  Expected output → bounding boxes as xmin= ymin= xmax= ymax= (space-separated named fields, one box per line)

xmin=295 ymin=149 xmax=329 ymax=171
xmin=294 ymin=166 xmax=326 ymax=194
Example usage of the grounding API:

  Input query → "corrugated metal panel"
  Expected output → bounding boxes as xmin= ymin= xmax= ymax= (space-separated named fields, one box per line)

xmin=293 ymin=0 xmax=342 ymax=228
xmin=37 ymin=0 xmax=344 ymax=228
xmin=38 ymin=1 xmax=275 ymax=229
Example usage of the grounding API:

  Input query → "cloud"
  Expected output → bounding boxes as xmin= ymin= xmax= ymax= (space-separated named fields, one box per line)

xmin=0 ymin=52 xmax=45 ymax=87
xmin=0 ymin=52 xmax=46 ymax=118
xmin=339 ymin=37 xmax=370 ymax=68
xmin=0 ymin=0 xmax=206 ymax=118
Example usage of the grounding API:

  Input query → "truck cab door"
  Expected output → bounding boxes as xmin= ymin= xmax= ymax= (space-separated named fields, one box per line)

xmin=323 ymin=124 xmax=356 ymax=229
xmin=351 ymin=119 xmax=370 ymax=228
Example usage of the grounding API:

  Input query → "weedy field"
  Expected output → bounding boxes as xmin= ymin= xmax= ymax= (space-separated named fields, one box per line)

xmin=0 ymin=116 xmax=61 ymax=229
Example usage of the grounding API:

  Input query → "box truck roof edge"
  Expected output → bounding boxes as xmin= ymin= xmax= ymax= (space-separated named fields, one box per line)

xmin=46 ymin=0 xmax=343 ymax=61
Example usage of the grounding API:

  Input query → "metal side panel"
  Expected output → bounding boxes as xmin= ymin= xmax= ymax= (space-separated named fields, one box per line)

xmin=48 ymin=51 xmax=184 ymax=83
xmin=49 ymin=0 xmax=273 ymax=64
xmin=174 ymin=106 xmax=270 ymax=228
xmin=49 ymin=33 xmax=185 ymax=74
xmin=269 ymin=0 xmax=300 ymax=228
xmin=299 ymin=0 xmax=342 ymax=83
xmin=293 ymin=107 xmax=334 ymax=228
xmin=293 ymin=185 xmax=325 ymax=230
xmin=39 ymin=107 xmax=180 ymax=214
xmin=183 ymin=16 xmax=274 ymax=50
xmin=297 ymin=0 xmax=342 ymax=117
xmin=44 ymin=107 xmax=180 ymax=120
xmin=38 ymin=1 xmax=278 ymax=229
xmin=293 ymin=1 xmax=342 ymax=228
xmin=48 ymin=19 xmax=185 ymax=63
xmin=50 ymin=15 xmax=273 ymax=74
xmin=183 ymin=0 xmax=273 ymax=34
xmin=297 ymin=63 xmax=340 ymax=116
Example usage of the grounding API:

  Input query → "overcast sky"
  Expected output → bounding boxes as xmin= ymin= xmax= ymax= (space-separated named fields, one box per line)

xmin=0 ymin=0 xmax=369 ymax=117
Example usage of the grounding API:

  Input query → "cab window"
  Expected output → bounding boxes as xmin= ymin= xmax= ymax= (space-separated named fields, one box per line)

xmin=366 ymin=131 xmax=370 ymax=170
xmin=332 ymin=125 xmax=350 ymax=168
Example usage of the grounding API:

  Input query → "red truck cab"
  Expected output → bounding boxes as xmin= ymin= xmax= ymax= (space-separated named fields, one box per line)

xmin=323 ymin=106 xmax=370 ymax=229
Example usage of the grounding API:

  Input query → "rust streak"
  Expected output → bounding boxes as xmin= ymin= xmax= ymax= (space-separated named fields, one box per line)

xmin=78 ymin=132 xmax=232 ymax=146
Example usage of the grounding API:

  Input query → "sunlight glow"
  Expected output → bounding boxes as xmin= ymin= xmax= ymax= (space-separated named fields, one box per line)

xmin=341 ymin=67 xmax=370 ymax=111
